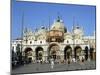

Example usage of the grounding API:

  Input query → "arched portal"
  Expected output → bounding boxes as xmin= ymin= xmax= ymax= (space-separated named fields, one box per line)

xmin=35 ymin=47 xmax=44 ymax=60
xmin=90 ymin=47 xmax=94 ymax=60
xmin=48 ymin=43 xmax=60 ymax=60
xmin=64 ymin=46 xmax=72 ymax=60
xmin=85 ymin=46 xmax=88 ymax=60
xmin=74 ymin=46 xmax=82 ymax=60
xmin=24 ymin=47 xmax=33 ymax=63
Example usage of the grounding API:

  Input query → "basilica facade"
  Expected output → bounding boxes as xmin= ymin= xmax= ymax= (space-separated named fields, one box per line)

xmin=11 ymin=17 xmax=96 ymax=63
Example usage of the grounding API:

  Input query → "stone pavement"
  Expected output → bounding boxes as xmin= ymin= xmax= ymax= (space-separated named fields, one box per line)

xmin=12 ymin=60 xmax=96 ymax=74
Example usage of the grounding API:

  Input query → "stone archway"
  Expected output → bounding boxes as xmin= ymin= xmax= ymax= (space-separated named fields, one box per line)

xmin=35 ymin=47 xmax=44 ymax=61
xmin=64 ymin=46 xmax=72 ymax=60
xmin=48 ymin=43 xmax=60 ymax=61
xmin=85 ymin=46 xmax=88 ymax=60
xmin=90 ymin=47 xmax=94 ymax=60
xmin=24 ymin=47 xmax=33 ymax=63
xmin=74 ymin=46 xmax=82 ymax=60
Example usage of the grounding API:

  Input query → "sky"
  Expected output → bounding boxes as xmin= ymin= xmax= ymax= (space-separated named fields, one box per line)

xmin=11 ymin=0 xmax=96 ymax=39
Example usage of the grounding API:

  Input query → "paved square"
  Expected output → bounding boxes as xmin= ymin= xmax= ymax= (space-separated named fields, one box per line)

xmin=12 ymin=60 xmax=96 ymax=74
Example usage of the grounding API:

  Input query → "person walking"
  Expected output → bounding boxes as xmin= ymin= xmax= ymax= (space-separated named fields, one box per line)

xmin=50 ymin=58 xmax=54 ymax=69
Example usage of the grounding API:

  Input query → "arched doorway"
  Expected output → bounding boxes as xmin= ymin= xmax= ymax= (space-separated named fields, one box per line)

xmin=90 ymin=47 xmax=94 ymax=60
xmin=85 ymin=46 xmax=88 ymax=60
xmin=74 ymin=46 xmax=82 ymax=60
xmin=64 ymin=46 xmax=72 ymax=60
xmin=24 ymin=47 xmax=33 ymax=63
xmin=35 ymin=47 xmax=44 ymax=61
xmin=48 ymin=43 xmax=60 ymax=61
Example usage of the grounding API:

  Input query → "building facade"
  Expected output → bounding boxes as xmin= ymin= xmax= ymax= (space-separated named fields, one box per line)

xmin=11 ymin=17 xmax=96 ymax=63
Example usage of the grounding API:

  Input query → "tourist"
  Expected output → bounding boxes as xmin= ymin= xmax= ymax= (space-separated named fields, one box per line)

xmin=50 ymin=58 xmax=54 ymax=69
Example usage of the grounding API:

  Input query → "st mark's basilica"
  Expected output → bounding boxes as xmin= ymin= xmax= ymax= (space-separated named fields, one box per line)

xmin=11 ymin=16 xmax=96 ymax=63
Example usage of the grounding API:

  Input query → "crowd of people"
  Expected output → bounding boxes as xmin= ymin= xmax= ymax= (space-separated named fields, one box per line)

xmin=12 ymin=54 xmax=89 ymax=70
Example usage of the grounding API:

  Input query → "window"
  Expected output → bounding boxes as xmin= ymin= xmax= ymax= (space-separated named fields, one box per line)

xmin=40 ymin=41 xmax=42 ymax=43
xmin=25 ymin=39 xmax=28 ymax=43
xmin=67 ymin=40 xmax=69 ymax=43
xmin=35 ymin=39 xmax=37 ymax=41
xmin=30 ymin=41 xmax=32 ymax=44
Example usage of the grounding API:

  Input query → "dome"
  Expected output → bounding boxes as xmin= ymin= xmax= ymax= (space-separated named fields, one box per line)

xmin=73 ymin=26 xmax=83 ymax=35
xmin=37 ymin=26 xmax=47 ymax=35
xmin=50 ymin=16 xmax=67 ymax=32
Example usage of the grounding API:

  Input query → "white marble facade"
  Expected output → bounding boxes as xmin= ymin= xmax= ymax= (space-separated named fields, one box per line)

xmin=11 ymin=17 xmax=96 ymax=62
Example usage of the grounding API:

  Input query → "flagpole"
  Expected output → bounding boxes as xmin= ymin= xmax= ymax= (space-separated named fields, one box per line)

xmin=48 ymin=15 xmax=50 ymax=61
xmin=72 ymin=16 xmax=75 ymax=59
xmin=21 ymin=11 xmax=24 ymax=64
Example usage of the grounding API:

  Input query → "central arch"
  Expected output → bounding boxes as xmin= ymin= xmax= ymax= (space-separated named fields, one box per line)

xmin=64 ymin=45 xmax=72 ymax=60
xmin=74 ymin=46 xmax=82 ymax=60
xmin=35 ymin=47 xmax=44 ymax=61
xmin=48 ymin=43 xmax=60 ymax=60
